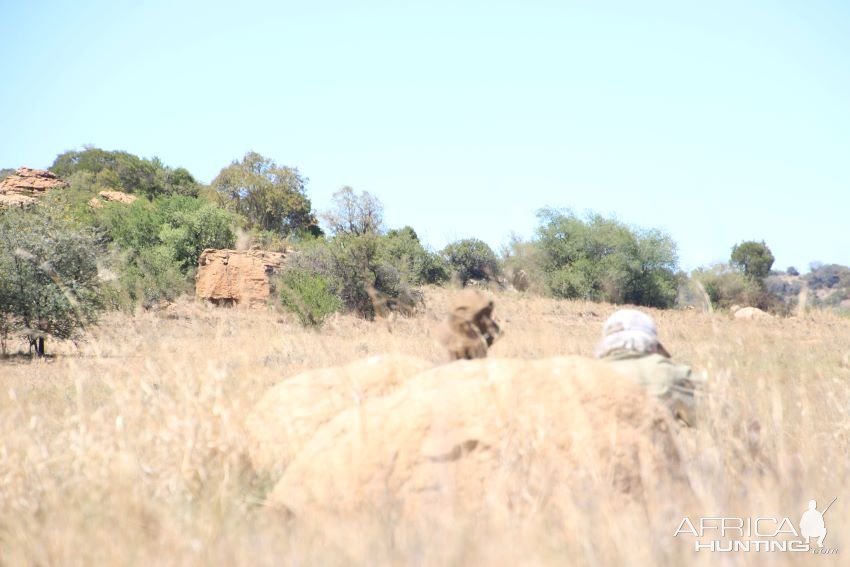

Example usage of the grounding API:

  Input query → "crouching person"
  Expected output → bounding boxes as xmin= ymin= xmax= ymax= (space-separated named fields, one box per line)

xmin=594 ymin=309 xmax=701 ymax=427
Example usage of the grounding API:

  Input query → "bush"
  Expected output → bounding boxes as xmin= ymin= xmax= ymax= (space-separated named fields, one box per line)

xmin=381 ymin=227 xmax=450 ymax=286
xmin=806 ymin=264 xmax=850 ymax=290
xmin=94 ymin=195 xmax=236 ymax=308
xmin=326 ymin=234 xmax=408 ymax=319
xmin=500 ymin=234 xmax=547 ymax=294
xmin=0 ymin=203 xmax=103 ymax=355
xmin=692 ymin=264 xmax=774 ymax=310
xmin=534 ymin=209 xmax=679 ymax=308
xmin=442 ymin=238 xmax=499 ymax=285
xmin=51 ymin=147 xmax=201 ymax=198
xmin=286 ymin=233 xmax=419 ymax=319
xmin=279 ymin=269 xmax=341 ymax=327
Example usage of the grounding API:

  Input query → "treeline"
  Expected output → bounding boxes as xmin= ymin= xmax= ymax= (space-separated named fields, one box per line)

xmin=0 ymin=147 xmax=846 ymax=355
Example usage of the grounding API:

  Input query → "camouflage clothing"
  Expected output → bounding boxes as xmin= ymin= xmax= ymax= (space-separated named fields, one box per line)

xmin=601 ymin=349 xmax=700 ymax=427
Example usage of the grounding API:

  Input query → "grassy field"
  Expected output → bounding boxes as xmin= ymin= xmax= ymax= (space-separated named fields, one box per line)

xmin=1 ymin=287 xmax=849 ymax=566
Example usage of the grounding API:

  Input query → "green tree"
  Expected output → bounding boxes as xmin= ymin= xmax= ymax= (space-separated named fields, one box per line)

xmin=381 ymin=226 xmax=450 ymax=285
xmin=692 ymin=263 xmax=773 ymax=310
xmin=95 ymin=195 xmax=236 ymax=307
xmin=211 ymin=152 xmax=319 ymax=237
xmin=730 ymin=240 xmax=775 ymax=281
xmin=442 ymin=238 xmax=499 ymax=285
xmin=50 ymin=147 xmax=200 ymax=198
xmin=321 ymin=186 xmax=384 ymax=236
xmin=535 ymin=209 xmax=679 ymax=308
xmin=0 ymin=205 xmax=103 ymax=355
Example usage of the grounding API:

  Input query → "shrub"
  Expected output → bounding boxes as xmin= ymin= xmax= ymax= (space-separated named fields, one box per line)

xmin=534 ymin=209 xmax=679 ymax=308
xmin=116 ymin=246 xmax=191 ymax=309
xmin=500 ymin=234 xmax=547 ymax=294
xmin=692 ymin=264 xmax=774 ymax=310
xmin=50 ymin=147 xmax=201 ymax=198
xmin=279 ymin=269 xmax=341 ymax=327
xmin=326 ymin=234 xmax=408 ymax=319
xmin=442 ymin=238 xmax=499 ymax=285
xmin=287 ymin=233 xmax=416 ymax=319
xmin=0 ymin=203 xmax=103 ymax=355
xmin=94 ymin=195 xmax=236 ymax=308
xmin=381 ymin=227 xmax=450 ymax=286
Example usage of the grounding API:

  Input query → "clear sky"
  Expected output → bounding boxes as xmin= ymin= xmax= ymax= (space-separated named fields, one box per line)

xmin=2 ymin=0 xmax=848 ymax=272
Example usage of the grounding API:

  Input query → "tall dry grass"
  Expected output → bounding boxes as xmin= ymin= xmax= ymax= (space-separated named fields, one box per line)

xmin=1 ymin=287 xmax=849 ymax=565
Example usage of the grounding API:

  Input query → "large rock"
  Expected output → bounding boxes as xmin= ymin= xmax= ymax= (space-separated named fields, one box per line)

xmin=195 ymin=248 xmax=285 ymax=307
xmin=734 ymin=306 xmax=772 ymax=320
xmin=89 ymin=190 xmax=138 ymax=209
xmin=245 ymin=354 xmax=432 ymax=480
xmin=0 ymin=167 xmax=66 ymax=208
xmin=268 ymin=356 xmax=691 ymax=554
xmin=98 ymin=190 xmax=138 ymax=204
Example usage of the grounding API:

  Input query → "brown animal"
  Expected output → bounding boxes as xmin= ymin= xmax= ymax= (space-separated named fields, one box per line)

xmin=438 ymin=289 xmax=501 ymax=360
xmin=510 ymin=268 xmax=530 ymax=292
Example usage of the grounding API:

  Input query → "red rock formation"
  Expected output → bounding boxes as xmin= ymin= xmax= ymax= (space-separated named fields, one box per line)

xmin=0 ymin=167 xmax=67 ymax=208
xmin=195 ymin=248 xmax=286 ymax=307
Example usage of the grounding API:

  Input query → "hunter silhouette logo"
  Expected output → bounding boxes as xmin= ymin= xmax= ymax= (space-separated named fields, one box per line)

xmin=800 ymin=498 xmax=835 ymax=548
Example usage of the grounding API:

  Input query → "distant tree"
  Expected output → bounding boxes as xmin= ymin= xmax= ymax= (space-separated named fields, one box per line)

xmin=786 ymin=266 xmax=800 ymax=277
xmin=322 ymin=186 xmax=384 ymax=236
xmin=730 ymin=240 xmax=775 ymax=281
xmin=442 ymin=238 xmax=499 ymax=285
xmin=534 ymin=209 xmax=679 ymax=308
xmin=50 ymin=147 xmax=200 ymax=198
xmin=0 ymin=204 xmax=103 ymax=355
xmin=692 ymin=263 xmax=769 ymax=310
xmin=0 ymin=168 xmax=14 ymax=182
xmin=381 ymin=226 xmax=450 ymax=285
xmin=805 ymin=264 xmax=850 ymax=290
xmin=211 ymin=152 xmax=319 ymax=237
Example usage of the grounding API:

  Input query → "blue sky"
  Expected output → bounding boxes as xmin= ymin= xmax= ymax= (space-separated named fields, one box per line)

xmin=2 ymin=0 xmax=848 ymax=271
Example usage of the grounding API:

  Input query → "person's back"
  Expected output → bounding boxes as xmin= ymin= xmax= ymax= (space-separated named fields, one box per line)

xmin=601 ymin=348 xmax=698 ymax=426
xmin=595 ymin=310 xmax=700 ymax=427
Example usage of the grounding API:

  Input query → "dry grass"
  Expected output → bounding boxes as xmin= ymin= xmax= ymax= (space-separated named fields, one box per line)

xmin=1 ymin=287 xmax=850 ymax=565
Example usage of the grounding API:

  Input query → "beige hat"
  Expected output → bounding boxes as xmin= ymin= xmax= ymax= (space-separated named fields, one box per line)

xmin=598 ymin=309 xmax=670 ymax=358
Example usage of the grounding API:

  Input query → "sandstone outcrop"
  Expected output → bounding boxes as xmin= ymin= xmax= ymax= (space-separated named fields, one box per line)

xmin=195 ymin=248 xmax=286 ymax=307
xmin=98 ymin=190 xmax=137 ymax=204
xmin=89 ymin=190 xmax=138 ymax=208
xmin=0 ymin=167 xmax=66 ymax=208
